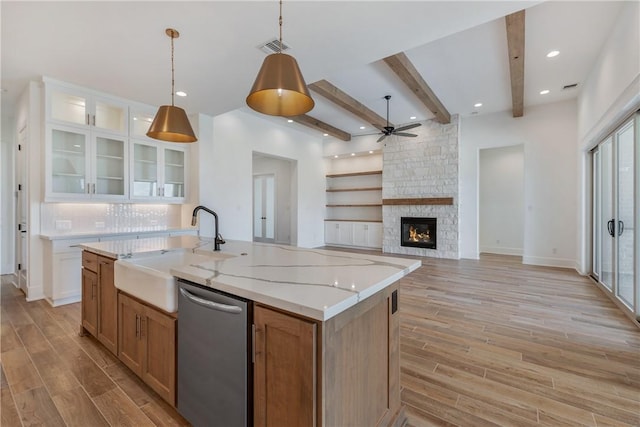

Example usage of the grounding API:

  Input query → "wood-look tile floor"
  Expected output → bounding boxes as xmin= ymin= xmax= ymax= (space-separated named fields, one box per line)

xmin=1 ymin=254 xmax=638 ymax=426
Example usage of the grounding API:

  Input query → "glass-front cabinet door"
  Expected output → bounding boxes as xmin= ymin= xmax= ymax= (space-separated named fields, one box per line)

xmin=46 ymin=125 xmax=128 ymax=200
xmin=131 ymin=141 xmax=159 ymax=198
xmin=130 ymin=141 xmax=187 ymax=201
xmin=94 ymin=135 xmax=127 ymax=197
xmin=49 ymin=126 xmax=91 ymax=196
xmin=47 ymin=81 xmax=127 ymax=135
xmin=163 ymin=147 xmax=185 ymax=199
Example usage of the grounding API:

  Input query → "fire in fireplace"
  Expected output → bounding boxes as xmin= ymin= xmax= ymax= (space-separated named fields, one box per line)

xmin=401 ymin=217 xmax=437 ymax=249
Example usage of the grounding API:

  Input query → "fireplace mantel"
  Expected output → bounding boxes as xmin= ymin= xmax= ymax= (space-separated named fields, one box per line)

xmin=382 ymin=197 xmax=453 ymax=206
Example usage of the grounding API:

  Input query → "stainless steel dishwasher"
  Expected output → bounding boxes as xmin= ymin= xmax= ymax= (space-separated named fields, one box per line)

xmin=177 ymin=279 xmax=252 ymax=427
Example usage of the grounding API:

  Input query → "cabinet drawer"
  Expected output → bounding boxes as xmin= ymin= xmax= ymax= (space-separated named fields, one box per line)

xmin=82 ymin=251 xmax=99 ymax=273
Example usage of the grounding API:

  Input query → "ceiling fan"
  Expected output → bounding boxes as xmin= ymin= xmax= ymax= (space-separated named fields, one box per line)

xmin=374 ymin=95 xmax=421 ymax=143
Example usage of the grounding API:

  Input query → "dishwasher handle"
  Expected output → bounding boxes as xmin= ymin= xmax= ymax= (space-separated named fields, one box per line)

xmin=179 ymin=287 xmax=243 ymax=314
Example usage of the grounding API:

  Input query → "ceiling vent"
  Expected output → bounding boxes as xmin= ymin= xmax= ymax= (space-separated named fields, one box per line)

xmin=259 ymin=38 xmax=290 ymax=54
xmin=562 ymin=83 xmax=579 ymax=90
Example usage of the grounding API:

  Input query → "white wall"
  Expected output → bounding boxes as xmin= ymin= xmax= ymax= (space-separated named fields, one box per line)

xmin=1 ymin=113 xmax=16 ymax=274
xmin=576 ymin=1 xmax=640 ymax=274
xmin=479 ymin=145 xmax=524 ymax=256
xmin=252 ymin=155 xmax=294 ymax=245
xmin=202 ymin=110 xmax=325 ymax=248
xmin=460 ymin=100 xmax=578 ymax=268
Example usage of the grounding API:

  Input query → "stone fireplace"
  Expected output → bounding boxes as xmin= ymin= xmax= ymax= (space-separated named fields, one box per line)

xmin=382 ymin=116 xmax=459 ymax=259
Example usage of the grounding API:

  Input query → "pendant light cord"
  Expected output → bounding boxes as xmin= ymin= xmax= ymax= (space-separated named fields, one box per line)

xmin=279 ymin=0 xmax=283 ymax=53
xmin=170 ymin=32 xmax=175 ymax=106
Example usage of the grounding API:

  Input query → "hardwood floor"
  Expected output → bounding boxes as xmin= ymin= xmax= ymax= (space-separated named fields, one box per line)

xmin=400 ymin=254 xmax=639 ymax=427
xmin=1 ymin=254 xmax=638 ymax=426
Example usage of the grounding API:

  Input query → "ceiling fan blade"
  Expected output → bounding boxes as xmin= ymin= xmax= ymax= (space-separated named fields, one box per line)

xmin=393 ymin=123 xmax=422 ymax=132
xmin=393 ymin=132 xmax=418 ymax=137
xmin=377 ymin=134 xmax=388 ymax=143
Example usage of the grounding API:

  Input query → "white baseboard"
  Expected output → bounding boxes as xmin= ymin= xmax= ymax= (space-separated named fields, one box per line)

xmin=46 ymin=295 xmax=81 ymax=307
xmin=522 ymin=255 xmax=575 ymax=269
xmin=25 ymin=285 xmax=45 ymax=302
xmin=479 ymin=246 xmax=523 ymax=256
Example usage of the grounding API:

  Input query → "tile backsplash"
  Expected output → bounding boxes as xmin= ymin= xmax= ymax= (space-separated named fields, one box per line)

xmin=41 ymin=203 xmax=184 ymax=235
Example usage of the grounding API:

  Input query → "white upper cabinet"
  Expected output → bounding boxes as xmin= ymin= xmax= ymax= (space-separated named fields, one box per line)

xmin=46 ymin=124 xmax=128 ymax=201
xmin=42 ymin=78 xmax=190 ymax=203
xmin=130 ymin=140 xmax=187 ymax=202
xmin=46 ymin=79 xmax=128 ymax=136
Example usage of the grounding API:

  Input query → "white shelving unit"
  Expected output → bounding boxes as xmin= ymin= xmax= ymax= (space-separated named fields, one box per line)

xmin=325 ymin=170 xmax=383 ymax=249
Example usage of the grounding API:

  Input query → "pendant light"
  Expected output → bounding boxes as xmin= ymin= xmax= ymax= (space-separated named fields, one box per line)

xmin=246 ymin=0 xmax=314 ymax=116
xmin=147 ymin=28 xmax=197 ymax=143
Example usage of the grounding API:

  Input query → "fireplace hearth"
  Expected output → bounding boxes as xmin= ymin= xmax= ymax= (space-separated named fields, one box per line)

xmin=401 ymin=217 xmax=437 ymax=249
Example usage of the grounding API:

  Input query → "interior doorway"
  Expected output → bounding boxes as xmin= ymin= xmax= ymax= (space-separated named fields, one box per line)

xmin=252 ymin=153 xmax=295 ymax=245
xmin=479 ymin=145 xmax=525 ymax=257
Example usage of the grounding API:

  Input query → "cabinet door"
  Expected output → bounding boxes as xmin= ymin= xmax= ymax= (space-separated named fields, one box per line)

xmin=325 ymin=222 xmax=340 ymax=244
xmin=93 ymin=134 xmax=127 ymax=199
xmin=352 ymin=223 xmax=369 ymax=247
xmin=367 ymin=223 xmax=383 ymax=249
xmin=131 ymin=140 xmax=159 ymax=199
xmin=48 ymin=86 xmax=89 ymax=127
xmin=254 ymin=306 xmax=316 ymax=427
xmin=118 ymin=293 xmax=144 ymax=375
xmin=93 ymin=96 xmax=127 ymax=134
xmin=97 ymin=257 xmax=118 ymax=355
xmin=141 ymin=305 xmax=176 ymax=406
xmin=52 ymin=251 xmax=82 ymax=302
xmin=337 ymin=222 xmax=354 ymax=245
xmin=81 ymin=269 xmax=98 ymax=337
xmin=162 ymin=146 xmax=186 ymax=199
xmin=48 ymin=125 xmax=91 ymax=198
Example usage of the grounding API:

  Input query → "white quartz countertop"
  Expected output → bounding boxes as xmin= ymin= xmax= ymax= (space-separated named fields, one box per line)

xmin=41 ymin=227 xmax=197 ymax=241
xmin=82 ymin=236 xmax=421 ymax=320
xmin=78 ymin=235 xmax=204 ymax=258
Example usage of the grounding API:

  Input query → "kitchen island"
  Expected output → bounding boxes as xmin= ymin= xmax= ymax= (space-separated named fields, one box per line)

xmin=80 ymin=236 xmax=420 ymax=427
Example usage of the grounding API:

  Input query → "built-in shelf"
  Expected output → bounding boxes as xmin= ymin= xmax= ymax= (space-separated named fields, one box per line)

xmin=97 ymin=176 xmax=124 ymax=181
xmin=326 ymin=204 xmax=382 ymax=207
xmin=97 ymin=154 xmax=124 ymax=160
xmin=326 ymin=170 xmax=382 ymax=178
xmin=326 ymin=187 xmax=382 ymax=192
xmin=325 ymin=219 xmax=382 ymax=223
xmin=382 ymin=197 xmax=454 ymax=206
xmin=135 ymin=159 xmax=156 ymax=164
xmin=52 ymin=172 xmax=83 ymax=177
xmin=53 ymin=149 xmax=84 ymax=156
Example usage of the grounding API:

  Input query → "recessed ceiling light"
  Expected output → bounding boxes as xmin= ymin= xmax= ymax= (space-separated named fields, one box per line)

xmin=359 ymin=126 xmax=366 ymax=130
xmin=133 ymin=117 xmax=138 ymax=121
xmin=410 ymin=116 xmax=417 ymax=120
xmin=351 ymin=153 xmax=355 ymax=156
xmin=546 ymin=50 xmax=560 ymax=58
xmin=540 ymin=89 xmax=550 ymax=95
xmin=474 ymin=103 xmax=483 ymax=108
xmin=334 ymin=155 xmax=338 ymax=158
xmin=287 ymin=119 xmax=293 ymax=123
xmin=175 ymin=91 xmax=187 ymax=97
xmin=323 ymin=133 xmax=329 ymax=136
xmin=369 ymin=150 xmax=374 ymax=154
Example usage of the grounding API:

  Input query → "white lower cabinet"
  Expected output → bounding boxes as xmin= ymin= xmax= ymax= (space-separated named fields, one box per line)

xmin=325 ymin=221 xmax=382 ymax=249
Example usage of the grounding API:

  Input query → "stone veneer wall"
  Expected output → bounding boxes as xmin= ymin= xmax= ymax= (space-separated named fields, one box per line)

xmin=382 ymin=115 xmax=459 ymax=259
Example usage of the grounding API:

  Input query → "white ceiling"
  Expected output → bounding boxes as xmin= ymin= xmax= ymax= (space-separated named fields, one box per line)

xmin=1 ymin=1 xmax=625 ymax=139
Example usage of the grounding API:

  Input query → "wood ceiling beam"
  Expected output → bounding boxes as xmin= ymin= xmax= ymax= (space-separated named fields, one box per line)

xmin=308 ymin=80 xmax=391 ymax=130
xmin=288 ymin=114 xmax=351 ymax=141
xmin=505 ymin=10 xmax=525 ymax=118
xmin=383 ymin=52 xmax=451 ymax=125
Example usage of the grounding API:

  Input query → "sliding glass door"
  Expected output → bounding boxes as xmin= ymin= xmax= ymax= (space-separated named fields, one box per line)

xmin=592 ymin=113 xmax=638 ymax=319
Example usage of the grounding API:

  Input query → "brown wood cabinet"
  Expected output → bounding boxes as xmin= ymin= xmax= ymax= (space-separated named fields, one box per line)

xmin=81 ymin=267 xmax=98 ymax=337
xmin=254 ymin=305 xmax=316 ymax=427
xmin=118 ymin=292 xmax=176 ymax=406
xmin=81 ymin=251 xmax=117 ymax=355
xmin=253 ymin=282 xmax=404 ymax=427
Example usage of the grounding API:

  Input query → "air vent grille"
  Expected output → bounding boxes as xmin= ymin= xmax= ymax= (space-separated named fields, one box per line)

xmin=562 ymin=83 xmax=578 ymax=90
xmin=259 ymin=38 xmax=290 ymax=54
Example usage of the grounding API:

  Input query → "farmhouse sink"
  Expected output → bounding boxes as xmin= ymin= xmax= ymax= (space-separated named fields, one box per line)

xmin=114 ymin=249 xmax=235 ymax=312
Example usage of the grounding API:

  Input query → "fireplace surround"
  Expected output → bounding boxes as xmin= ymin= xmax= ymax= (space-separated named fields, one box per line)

xmin=401 ymin=217 xmax=436 ymax=249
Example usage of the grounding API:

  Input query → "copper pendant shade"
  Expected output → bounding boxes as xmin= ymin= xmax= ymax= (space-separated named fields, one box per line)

xmin=147 ymin=28 xmax=197 ymax=143
xmin=246 ymin=1 xmax=314 ymax=117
